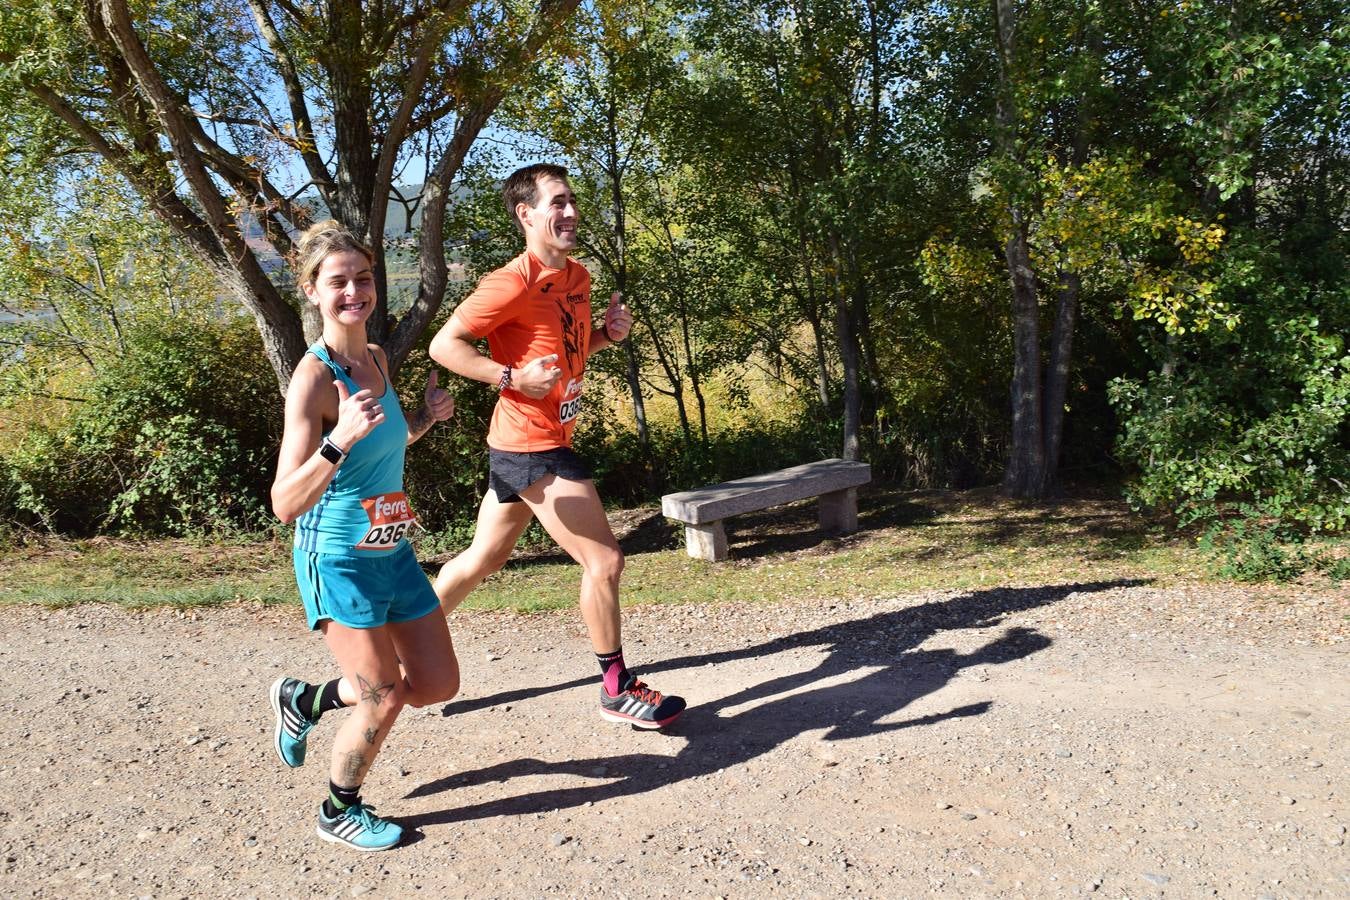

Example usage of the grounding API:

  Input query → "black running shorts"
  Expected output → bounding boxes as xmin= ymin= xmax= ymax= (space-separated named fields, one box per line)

xmin=488 ymin=447 xmax=593 ymax=503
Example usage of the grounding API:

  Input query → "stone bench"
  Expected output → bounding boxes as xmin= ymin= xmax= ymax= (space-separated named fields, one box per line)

xmin=660 ymin=458 xmax=872 ymax=561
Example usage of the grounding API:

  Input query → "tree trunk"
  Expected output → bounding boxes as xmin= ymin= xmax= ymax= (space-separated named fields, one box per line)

xmin=801 ymin=289 xmax=832 ymax=406
xmin=637 ymin=306 xmax=693 ymax=446
xmin=620 ymin=341 xmax=650 ymax=449
xmin=1043 ymin=270 xmax=1079 ymax=477
xmin=99 ymin=0 xmax=307 ymax=394
xmin=607 ymin=135 xmax=650 ymax=452
xmin=1000 ymin=219 xmax=1046 ymax=497
xmin=993 ymin=0 xmax=1050 ymax=498
xmin=828 ymin=231 xmax=862 ymax=462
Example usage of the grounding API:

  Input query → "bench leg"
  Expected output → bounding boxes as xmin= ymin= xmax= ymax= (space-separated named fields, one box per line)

xmin=684 ymin=521 xmax=728 ymax=562
xmin=819 ymin=487 xmax=859 ymax=534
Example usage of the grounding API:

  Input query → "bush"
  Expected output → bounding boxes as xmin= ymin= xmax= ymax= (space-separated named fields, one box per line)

xmin=1109 ymin=230 xmax=1349 ymax=579
xmin=570 ymin=399 xmax=844 ymax=506
xmin=3 ymin=316 xmax=281 ymax=535
xmin=1198 ymin=521 xmax=1307 ymax=583
xmin=1110 ymin=313 xmax=1349 ymax=539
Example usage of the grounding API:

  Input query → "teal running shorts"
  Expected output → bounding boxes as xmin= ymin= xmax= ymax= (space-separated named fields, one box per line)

xmin=292 ymin=542 xmax=439 ymax=630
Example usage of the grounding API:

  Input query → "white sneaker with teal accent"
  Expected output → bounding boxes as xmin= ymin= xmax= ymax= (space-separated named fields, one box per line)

xmin=316 ymin=802 xmax=403 ymax=851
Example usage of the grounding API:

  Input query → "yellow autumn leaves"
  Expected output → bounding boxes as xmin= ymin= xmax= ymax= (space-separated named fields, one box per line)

xmin=920 ymin=156 xmax=1238 ymax=335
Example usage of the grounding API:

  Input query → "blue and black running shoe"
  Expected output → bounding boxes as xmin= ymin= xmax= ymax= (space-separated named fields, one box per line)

xmin=269 ymin=676 xmax=316 ymax=768
xmin=316 ymin=802 xmax=403 ymax=851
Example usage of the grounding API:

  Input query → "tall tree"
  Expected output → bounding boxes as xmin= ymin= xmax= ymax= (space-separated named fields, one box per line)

xmin=1 ymin=0 xmax=580 ymax=393
xmin=984 ymin=0 xmax=1189 ymax=496
xmin=686 ymin=0 xmax=915 ymax=462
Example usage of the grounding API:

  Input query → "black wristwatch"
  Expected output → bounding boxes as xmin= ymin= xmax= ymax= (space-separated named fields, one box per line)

xmin=318 ymin=436 xmax=348 ymax=466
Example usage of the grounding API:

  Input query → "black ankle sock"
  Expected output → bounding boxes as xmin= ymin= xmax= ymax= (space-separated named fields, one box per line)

xmin=296 ymin=679 xmax=346 ymax=720
xmin=323 ymin=781 xmax=361 ymax=818
xmin=596 ymin=648 xmax=631 ymax=697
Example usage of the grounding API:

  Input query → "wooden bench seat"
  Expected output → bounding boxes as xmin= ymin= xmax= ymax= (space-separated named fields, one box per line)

xmin=660 ymin=458 xmax=872 ymax=561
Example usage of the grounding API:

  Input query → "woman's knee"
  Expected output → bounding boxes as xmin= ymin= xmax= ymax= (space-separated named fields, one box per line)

xmin=350 ymin=677 xmax=407 ymax=728
xmin=407 ymin=665 xmax=459 ymax=707
xmin=401 ymin=647 xmax=461 ymax=707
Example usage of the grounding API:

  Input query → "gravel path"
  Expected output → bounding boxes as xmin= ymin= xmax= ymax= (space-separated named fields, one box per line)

xmin=0 ymin=578 xmax=1345 ymax=897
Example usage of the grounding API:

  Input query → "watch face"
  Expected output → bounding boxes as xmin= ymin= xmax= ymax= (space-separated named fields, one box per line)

xmin=320 ymin=440 xmax=344 ymax=464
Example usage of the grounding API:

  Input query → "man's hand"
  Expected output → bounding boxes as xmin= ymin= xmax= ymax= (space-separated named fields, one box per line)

xmin=603 ymin=293 xmax=632 ymax=342
xmin=423 ymin=370 xmax=455 ymax=423
xmin=514 ymin=354 xmax=562 ymax=398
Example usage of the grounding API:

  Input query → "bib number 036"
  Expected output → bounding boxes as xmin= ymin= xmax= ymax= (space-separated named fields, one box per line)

xmin=355 ymin=492 xmax=417 ymax=550
xmin=359 ymin=520 xmax=410 ymax=549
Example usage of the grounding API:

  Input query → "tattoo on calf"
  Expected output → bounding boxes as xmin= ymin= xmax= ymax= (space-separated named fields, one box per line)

xmin=339 ymin=750 xmax=366 ymax=784
xmin=356 ymin=673 xmax=395 ymax=706
xmin=362 ymin=726 xmax=378 ymax=745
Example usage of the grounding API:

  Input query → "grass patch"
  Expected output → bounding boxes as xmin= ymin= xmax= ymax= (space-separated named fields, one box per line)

xmin=5 ymin=484 xmax=1327 ymax=614
xmin=0 ymin=535 xmax=297 ymax=609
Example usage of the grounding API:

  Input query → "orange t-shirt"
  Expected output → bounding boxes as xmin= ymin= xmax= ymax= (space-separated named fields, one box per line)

xmin=451 ymin=251 xmax=592 ymax=452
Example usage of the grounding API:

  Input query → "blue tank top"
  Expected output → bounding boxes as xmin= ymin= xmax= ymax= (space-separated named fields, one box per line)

xmin=294 ymin=343 xmax=415 ymax=556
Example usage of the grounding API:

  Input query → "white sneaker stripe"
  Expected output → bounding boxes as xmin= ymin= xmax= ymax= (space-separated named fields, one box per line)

xmin=621 ymin=698 xmax=652 ymax=717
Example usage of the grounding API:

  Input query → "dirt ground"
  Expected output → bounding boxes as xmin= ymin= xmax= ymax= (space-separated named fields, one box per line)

xmin=0 ymin=575 xmax=1345 ymax=898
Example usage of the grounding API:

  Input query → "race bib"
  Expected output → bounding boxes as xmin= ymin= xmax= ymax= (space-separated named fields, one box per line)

xmin=355 ymin=491 xmax=417 ymax=550
xmin=559 ymin=394 xmax=583 ymax=424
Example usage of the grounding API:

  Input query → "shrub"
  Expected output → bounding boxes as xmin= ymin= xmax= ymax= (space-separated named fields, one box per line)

xmin=1109 ymin=230 xmax=1349 ymax=579
xmin=3 ymin=316 xmax=280 ymax=535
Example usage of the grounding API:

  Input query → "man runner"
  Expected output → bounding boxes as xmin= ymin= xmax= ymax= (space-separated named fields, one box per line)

xmin=429 ymin=163 xmax=684 ymax=729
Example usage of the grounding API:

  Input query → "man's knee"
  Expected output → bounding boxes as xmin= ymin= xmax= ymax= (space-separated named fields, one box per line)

xmin=583 ymin=545 xmax=624 ymax=583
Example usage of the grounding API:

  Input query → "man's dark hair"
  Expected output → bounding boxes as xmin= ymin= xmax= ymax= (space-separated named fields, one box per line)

xmin=502 ymin=163 xmax=569 ymax=234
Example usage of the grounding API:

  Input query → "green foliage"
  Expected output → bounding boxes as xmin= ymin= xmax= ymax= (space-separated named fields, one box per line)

xmin=3 ymin=0 xmax=1348 ymax=561
xmin=0 ymin=161 xmax=282 ymax=536
xmin=0 ymin=167 xmax=220 ymax=369
xmin=574 ymin=405 xmax=841 ymax=506
xmin=1199 ymin=521 xmax=1313 ymax=584
xmin=4 ymin=316 xmax=280 ymax=535
xmin=1326 ymin=555 xmax=1350 ymax=583
xmin=1110 ymin=311 xmax=1349 ymax=531
xmin=1100 ymin=0 xmax=1350 ymax=578
xmin=1110 ymin=223 xmax=1350 ymax=581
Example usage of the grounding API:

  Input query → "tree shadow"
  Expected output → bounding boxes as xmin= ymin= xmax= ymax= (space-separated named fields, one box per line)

xmin=404 ymin=580 xmax=1144 ymax=832
xmin=437 ymin=578 xmax=1144 ymax=719
xmin=719 ymin=488 xmax=938 ymax=561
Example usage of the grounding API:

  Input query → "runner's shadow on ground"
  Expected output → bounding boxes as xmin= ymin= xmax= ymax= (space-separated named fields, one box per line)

xmin=407 ymin=580 xmax=1144 ymax=831
xmin=436 ymin=579 xmax=1145 ymax=719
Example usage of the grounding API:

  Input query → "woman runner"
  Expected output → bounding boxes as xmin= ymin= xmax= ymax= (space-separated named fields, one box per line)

xmin=268 ymin=221 xmax=457 ymax=851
